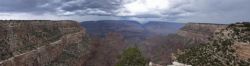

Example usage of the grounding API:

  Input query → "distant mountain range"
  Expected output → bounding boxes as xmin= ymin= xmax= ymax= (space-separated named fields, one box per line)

xmin=81 ymin=20 xmax=184 ymax=39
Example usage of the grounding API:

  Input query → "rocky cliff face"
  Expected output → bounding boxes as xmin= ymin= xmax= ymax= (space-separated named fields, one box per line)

xmin=0 ymin=20 xmax=90 ymax=66
xmin=138 ymin=23 xmax=227 ymax=65
xmin=177 ymin=23 xmax=227 ymax=45
xmin=176 ymin=22 xmax=250 ymax=66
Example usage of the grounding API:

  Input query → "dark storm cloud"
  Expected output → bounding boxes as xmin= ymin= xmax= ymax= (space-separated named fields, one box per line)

xmin=61 ymin=0 xmax=121 ymax=11
xmin=56 ymin=0 xmax=123 ymax=15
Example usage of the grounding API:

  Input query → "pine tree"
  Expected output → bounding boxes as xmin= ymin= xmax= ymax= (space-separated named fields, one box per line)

xmin=116 ymin=47 xmax=148 ymax=66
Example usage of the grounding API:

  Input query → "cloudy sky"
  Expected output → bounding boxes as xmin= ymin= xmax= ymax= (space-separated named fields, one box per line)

xmin=0 ymin=0 xmax=249 ymax=23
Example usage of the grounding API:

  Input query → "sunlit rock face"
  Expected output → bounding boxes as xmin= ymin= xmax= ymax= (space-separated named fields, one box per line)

xmin=149 ymin=61 xmax=164 ymax=66
xmin=0 ymin=20 xmax=90 ymax=66
xmin=167 ymin=62 xmax=191 ymax=66
xmin=149 ymin=61 xmax=192 ymax=66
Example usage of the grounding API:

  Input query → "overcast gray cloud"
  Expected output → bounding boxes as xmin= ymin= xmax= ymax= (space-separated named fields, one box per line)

xmin=0 ymin=0 xmax=52 ymax=14
xmin=0 ymin=0 xmax=249 ymax=23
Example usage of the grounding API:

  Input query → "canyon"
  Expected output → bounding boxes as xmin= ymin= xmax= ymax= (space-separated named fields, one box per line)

xmin=1 ymin=20 xmax=247 ymax=66
xmin=80 ymin=20 xmax=227 ymax=65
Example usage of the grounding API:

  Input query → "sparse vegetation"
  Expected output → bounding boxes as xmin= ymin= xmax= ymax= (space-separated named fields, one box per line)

xmin=176 ymin=22 xmax=250 ymax=66
xmin=0 ymin=40 xmax=13 ymax=61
